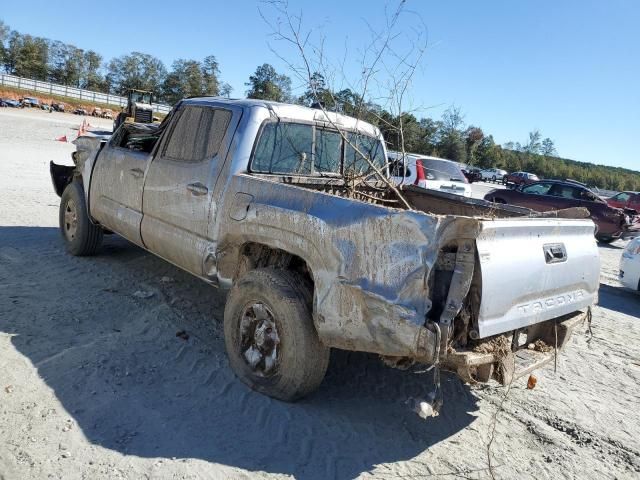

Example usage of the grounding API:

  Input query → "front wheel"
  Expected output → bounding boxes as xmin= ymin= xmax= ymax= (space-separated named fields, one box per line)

xmin=224 ymin=268 xmax=330 ymax=401
xmin=59 ymin=181 xmax=103 ymax=256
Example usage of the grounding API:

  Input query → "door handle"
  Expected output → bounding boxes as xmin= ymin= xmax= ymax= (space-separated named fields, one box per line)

xmin=129 ymin=168 xmax=144 ymax=179
xmin=187 ymin=182 xmax=208 ymax=195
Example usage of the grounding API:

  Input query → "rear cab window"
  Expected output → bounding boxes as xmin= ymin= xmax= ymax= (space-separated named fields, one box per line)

xmin=250 ymin=121 xmax=385 ymax=176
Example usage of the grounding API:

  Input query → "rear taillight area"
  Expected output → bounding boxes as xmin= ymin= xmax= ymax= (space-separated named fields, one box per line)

xmin=414 ymin=159 xmax=425 ymax=185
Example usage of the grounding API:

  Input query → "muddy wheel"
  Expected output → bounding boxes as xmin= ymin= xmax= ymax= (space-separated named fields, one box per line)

xmin=224 ymin=268 xmax=330 ymax=401
xmin=59 ymin=181 xmax=103 ymax=256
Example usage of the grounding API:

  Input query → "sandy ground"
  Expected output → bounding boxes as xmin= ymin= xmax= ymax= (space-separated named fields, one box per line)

xmin=1 ymin=108 xmax=639 ymax=480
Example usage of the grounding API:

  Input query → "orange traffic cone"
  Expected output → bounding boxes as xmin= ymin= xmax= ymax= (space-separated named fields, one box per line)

xmin=55 ymin=135 xmax=68 ymax=142
xmin=76 ymin=120 xmax=86 ymax=138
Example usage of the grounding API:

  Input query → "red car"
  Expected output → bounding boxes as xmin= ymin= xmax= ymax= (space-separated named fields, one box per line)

xmin=607 ymin=191 xmax=640 ymax=212
xmin=504 ymin=171 xmax=539 ymax=187
xmin=484 ymin=180 xmax=636 ymax=243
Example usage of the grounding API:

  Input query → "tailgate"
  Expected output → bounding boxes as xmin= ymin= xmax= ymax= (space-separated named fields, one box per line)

xmin=475 ymin=218 xmax=599 ymax=338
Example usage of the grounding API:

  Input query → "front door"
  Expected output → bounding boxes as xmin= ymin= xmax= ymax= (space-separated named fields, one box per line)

xmin=140 ymin=103 xmax=236 ymax=277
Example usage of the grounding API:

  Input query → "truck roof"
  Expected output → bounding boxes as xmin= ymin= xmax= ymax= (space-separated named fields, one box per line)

xmin=183 ymin=97 xmax=381 ymax=138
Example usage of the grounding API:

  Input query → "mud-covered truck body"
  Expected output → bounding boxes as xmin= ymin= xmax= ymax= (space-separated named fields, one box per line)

xmin=50 ymin=98 xmax=599 ymax=402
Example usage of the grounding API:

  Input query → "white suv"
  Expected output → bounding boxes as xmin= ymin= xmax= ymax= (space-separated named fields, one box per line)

xmin=480 ymin=167 xmax=507 ymax=182
xmin=620 ymin=237 xmax=640 ymax=291
xmin=388 ymin=152 xmax=472 ymax=197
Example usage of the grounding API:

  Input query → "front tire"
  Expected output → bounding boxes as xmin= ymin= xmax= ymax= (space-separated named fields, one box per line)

xmin=224 ymin=268 xmax=330 ymax=401
xmin=59 ymin=181 xmax=103 ymax=256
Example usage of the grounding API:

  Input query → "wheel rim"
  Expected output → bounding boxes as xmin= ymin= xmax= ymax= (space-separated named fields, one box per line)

xmin=239 ymin=302 xmax=280 ymax=377
xmin=63 ymin=198 xmax=78 ymax=241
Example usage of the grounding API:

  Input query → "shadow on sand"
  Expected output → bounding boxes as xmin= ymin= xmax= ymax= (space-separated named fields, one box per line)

xmin=0 ymin=226 xmax=479 ymax=479
xmin=598 ymin=283 xmax=639 ymax=317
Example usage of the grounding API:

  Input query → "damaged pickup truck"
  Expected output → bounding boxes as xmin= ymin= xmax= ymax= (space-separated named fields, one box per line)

xmin=50 ymin=98 xmax=600 ymax=403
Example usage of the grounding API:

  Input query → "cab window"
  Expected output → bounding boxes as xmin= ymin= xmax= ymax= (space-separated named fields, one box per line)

xmin=163 ymin=106 xmax=232 ymax=162
xmin=251 ymin=121 xmax=384 ymax=176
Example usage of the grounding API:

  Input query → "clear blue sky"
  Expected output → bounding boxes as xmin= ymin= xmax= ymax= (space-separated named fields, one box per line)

xmin=2 ymin=0 xmax=639 ymax=170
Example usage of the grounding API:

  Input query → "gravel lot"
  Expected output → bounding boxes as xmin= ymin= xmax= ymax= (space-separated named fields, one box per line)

xmin=1 ymin=108 xmax=639 ymax=480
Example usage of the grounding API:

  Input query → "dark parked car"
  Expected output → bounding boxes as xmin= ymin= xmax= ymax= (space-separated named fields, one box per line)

xmin=21 ymin=97 xmax=40 ymax=108
xmin=1 ymin=98 xmax=22 ymax=108
xmin=52 ymin=103 xmax=66 ymax=112
xmin=484 ymin=180 xmax=636 ymax=243
xmin=74 ymin=108 xmax=87 ymax=115
xmin=462 ymin=167 xmax=482 ymax=183
xmin=504 ymin=171 xmax=539 ymax=187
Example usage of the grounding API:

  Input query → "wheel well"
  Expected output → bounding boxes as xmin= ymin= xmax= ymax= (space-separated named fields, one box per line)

xmin=50 ymin=161 xmax=76 ymax=197
xmin=235 ymin=243 xmax=314 ymax=294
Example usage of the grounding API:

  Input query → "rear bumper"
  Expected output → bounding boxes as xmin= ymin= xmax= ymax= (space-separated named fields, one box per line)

xmin=441 ymin=310 xmax=586 ymax=385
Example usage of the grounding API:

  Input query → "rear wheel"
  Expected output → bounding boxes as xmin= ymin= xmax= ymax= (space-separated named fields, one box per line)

xmin=59 ymin=181 xmax=103 ymax=256
xmin=224 ymin=268 xmax=330 ymax=401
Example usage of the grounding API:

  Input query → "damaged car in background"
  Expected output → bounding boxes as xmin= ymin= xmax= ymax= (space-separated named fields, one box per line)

xmin=50 ymin=98 xmax=600 ymax=412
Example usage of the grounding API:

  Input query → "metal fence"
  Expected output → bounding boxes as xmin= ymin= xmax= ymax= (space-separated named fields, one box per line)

xmin=0 ymin=73 xmax=172 ymax=114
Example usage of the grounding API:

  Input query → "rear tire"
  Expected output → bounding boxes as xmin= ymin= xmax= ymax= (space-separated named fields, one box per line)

xmin=224 ymin=268 xmax=330 ymax=401
xmin=59 ymin=181 xmax=103 ymax=256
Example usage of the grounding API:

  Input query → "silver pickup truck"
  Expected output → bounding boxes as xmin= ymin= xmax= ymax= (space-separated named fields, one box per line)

xmin=50 ymin=98 xmax=599 ymax=402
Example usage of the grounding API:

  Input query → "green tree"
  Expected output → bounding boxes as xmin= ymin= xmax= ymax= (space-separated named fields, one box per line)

xmin=436 ymin=106 xmax=467 ymax=162
xmin=163 ymin=59 xmax=204 ymax=104
xmin=0 ymin=20 xmax=9 ymax=67
xmin=201 ymin=55 xmax=220 ymax=96
xmin=245 ymin=63 xmax=291 ymax=102
xmin=298 ymin=72 xmax=335 ymax=108
xmin=83 ymin=50 xmax=104 ymax=90
xmin=106 ymin=52 xmax=167 ymax=95
xmin=8 ymin=33 xmax=48 ymax=80
xmin=541 ymin=137 xmax=557 ymax=156
xmin=464 ymin=126 xmax=484 ymax=165
xmin=524 ymin=129 xmax=542 ymax=154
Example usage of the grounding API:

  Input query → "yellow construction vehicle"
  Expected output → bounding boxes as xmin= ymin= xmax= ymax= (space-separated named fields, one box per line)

xmin=113 ymin=89 xmax=155 ymax=131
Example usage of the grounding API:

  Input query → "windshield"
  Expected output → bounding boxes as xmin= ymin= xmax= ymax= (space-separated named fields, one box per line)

xmin=131 ymin=91 xmax=152 ymax=104
xmin=422 ymin=159 xmax=465 ymax=181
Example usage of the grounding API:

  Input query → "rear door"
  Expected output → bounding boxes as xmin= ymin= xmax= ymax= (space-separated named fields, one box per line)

xmin=89 ymin=129 xmax=152 ymax=246
xmin=141 ymin=103 xmax=238 ymax=276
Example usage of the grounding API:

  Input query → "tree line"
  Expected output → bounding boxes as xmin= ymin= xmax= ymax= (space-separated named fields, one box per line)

xmin=1 ymin=19 xmax=638 ymax=191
